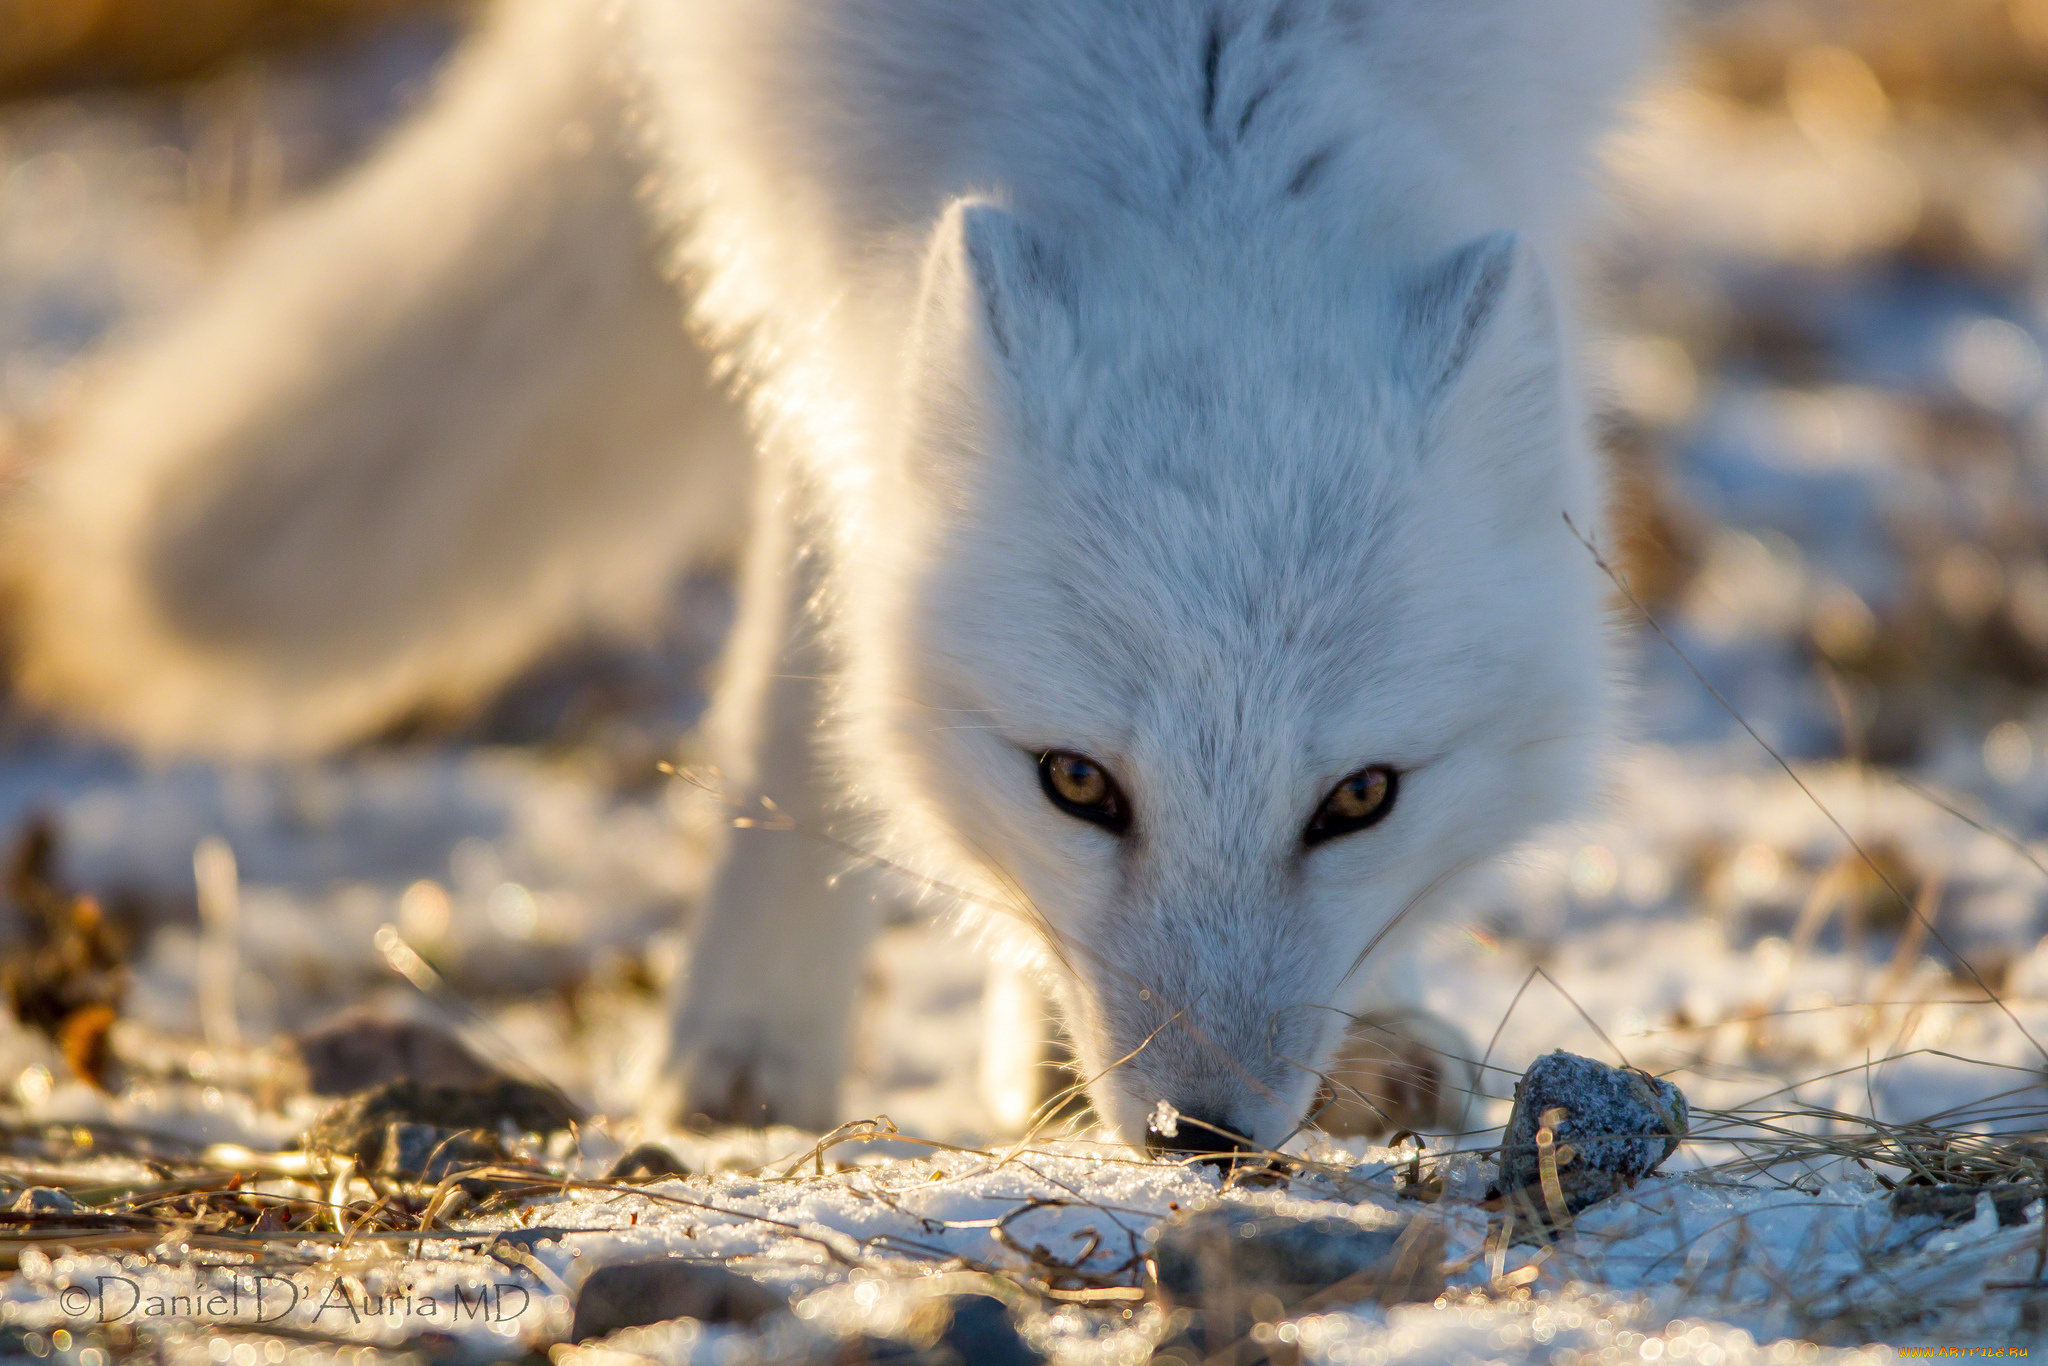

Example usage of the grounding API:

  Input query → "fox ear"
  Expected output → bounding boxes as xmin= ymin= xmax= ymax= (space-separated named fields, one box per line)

xmin=903 ymin=201 xmax=1071 ymax=490
xmin=1396 ymin=231 xmax=1520 ymax=397
xmin=943 ymin=199 xmax=1074 ymax=367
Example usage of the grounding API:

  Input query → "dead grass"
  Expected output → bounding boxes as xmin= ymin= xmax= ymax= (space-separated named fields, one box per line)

xmin=0 ymin=0 xmax=464 ymax=97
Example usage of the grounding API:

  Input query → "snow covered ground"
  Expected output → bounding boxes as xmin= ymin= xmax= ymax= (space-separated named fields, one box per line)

xmin=7 ymin=1 xmax=2048 ymax=1359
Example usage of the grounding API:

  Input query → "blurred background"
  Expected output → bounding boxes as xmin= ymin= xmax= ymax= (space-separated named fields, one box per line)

xmin=2 ymin=0 xmax=2048 ymax=1149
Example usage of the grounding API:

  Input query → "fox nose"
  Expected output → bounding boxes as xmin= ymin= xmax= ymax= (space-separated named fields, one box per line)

xmin=1145 ymin=1108 xmax=1255 ymax=1163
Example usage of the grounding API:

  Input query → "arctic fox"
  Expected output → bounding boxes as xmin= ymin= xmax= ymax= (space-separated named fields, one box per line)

xmin=5 ymin=0 xmax=1652 ymax=1151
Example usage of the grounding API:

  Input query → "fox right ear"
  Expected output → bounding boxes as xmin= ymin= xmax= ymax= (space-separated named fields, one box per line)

xmin=1394 ymin=231 xmax=1521 ymax=398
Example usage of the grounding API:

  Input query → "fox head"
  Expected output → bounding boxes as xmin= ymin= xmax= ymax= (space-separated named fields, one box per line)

xmin=859 ymin=194 xmax=1611 ymax=1154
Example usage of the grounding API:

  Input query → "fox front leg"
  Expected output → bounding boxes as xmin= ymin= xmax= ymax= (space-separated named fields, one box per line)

xmin=647 ymin=465 xmax=878 ymax=1132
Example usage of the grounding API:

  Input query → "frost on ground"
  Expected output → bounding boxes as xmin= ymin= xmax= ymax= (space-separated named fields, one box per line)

xmin=4 ymin=1123 xmax=2046 ymax=1362
xmin=8 ymin=0 xmax=2048 ymax=1360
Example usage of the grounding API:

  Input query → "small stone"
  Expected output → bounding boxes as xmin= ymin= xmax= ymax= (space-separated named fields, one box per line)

xmin=570 ymin=1261 xmax=786 ymax=1341
xmin=919 ymin=1294 xmax=1042 ymax=1366
xmin=1316 ymin=1009 xmax=1480 ymax=1139
xmin=1151 ymin=1201 xmax=1445 ymax=1313
xmin=840 ymin=1293 xmax=1044 ymax=1366
xmin=294 ymin=1008 xmax=505 ymax=1095
xmin=10 ymin=1186 xmax=80 ymax=1216
xmin=605 ymin=1142 xmax=692 ymax=1183
xmin=1891 ymin=1183 xmax=2040 ymax=1227
xmin=1149 ymin=1202 xmax=1443 ymax=1361
xmin=377 ymin=1121 xmax=499 ymax=1183
xmin=302 ymin=1077 xmax=580 ymax=1180
xmin=1494 ymin=1051 xmax=1687 ymax=1217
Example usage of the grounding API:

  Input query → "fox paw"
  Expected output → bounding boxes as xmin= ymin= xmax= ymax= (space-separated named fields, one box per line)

xmin=1313 ymin=1008 xmax=1480 ymax=1139
xmin=643 ymin=1017 xmax=842 ymax=1133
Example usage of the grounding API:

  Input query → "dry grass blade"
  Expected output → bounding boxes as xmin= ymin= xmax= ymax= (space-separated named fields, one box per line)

xmin=1535 ymin=1111 xmax=1572 ymax=1233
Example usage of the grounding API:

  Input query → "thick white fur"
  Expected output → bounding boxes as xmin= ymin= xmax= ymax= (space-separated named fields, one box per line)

xmin=4 ymin=0 xmax=749 ymax=751
xmin=8 ymin=0 xmax=1655 ymax=1147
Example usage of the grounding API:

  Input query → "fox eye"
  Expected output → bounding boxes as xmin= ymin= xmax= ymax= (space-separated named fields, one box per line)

xmin=1305 ymin=766 xmax=1399 ymax=845
xmin=1038 ymin=751 xmax=1130 ymax=834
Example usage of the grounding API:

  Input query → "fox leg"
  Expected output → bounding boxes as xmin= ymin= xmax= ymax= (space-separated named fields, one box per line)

xmin=979 ymin=959 xmax=1088 ymax=1135
xmin=648 ymin=461 xmax=878 ymax=1131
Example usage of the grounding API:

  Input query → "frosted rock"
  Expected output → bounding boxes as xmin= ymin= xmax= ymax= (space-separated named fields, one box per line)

xmin=1495 ymin=1050 xmax=1688 ymax=1216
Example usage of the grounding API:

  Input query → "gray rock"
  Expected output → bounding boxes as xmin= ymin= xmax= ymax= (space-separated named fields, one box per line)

xmin=1495 ymin=1051 xmax=1688 ymax=1216
xmin=1149 ymin=1203 xmax=1443 ymax=1362
xmin=836 ymin=1294 xmax=1045 ymax=1366
xmin=294 ymin=1008 xmax=506 ymax=1096
xmin=605 ymin=1142 xmax=692 ymax=1183
xmin=570 ymin=1260 xmax=786 ymax=1341
xmin=301 ymin=1077 xmax=579 ymax=1182
xmin=1316 ymin=1009 xmax=1478 ymax=1139
xmin=924 ymin=1294 xmax=1042 ymax=1366
xmin=376 ymin=1120 xmax=499 ymax=1184
xmin=1891 ymin=1183 xmax=2040 ymax=1227
xmin=1151 ymin=1202 xmax=1445 ymax=1310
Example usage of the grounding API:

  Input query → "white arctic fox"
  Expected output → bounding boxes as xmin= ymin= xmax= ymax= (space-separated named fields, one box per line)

xmin=6 ymin=0 xmax=1653 ymax=1151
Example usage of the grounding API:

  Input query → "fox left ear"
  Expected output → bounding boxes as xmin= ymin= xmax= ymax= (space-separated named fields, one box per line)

xmin=903 ymin=201 xmax=1074 ymax=490
xmin=1396 ymin=231 xmax=1520 ymax=397
xmin=916 ymin=198 xmax=1075 ymax=373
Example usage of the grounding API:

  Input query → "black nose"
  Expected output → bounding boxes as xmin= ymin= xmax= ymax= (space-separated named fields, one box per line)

xmin=1146 ymin=1108 xmax=1254 ymax=1162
